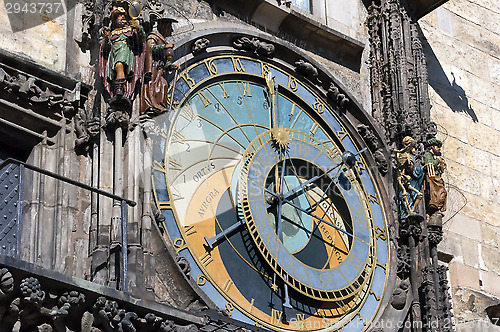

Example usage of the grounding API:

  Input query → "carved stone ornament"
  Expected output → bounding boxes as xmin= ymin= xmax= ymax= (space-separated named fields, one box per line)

xmin=106 ymin=110 xmax=131 ymax=131
xmin=0 ymin=67 xmax=81 ymax=115
xmin=192 ymin=38 xmax=210 ymax=54
xmin=294 ymin=60 xmax=319 ymax=83
xmin=400 ymin=213 xmax=423 ymax=240
xmin=75 ymin=108 xmax=101 ymax=150
xmin=396 ymin=244 xmax=410 ymax=279
xmin=0 ymin=267 xmax=14 ymax=298
xmin=0 ymin=267 xmax=202 ymax=332
xmin=357 ymin=124 xmax=388 ymax=175
xmin=391 ymin=281 xmax=409 ymax=310
xmin=327 ymin=83 xmax=349 ymax=111
xmin=367 ymin=0 xmax=433 ymax=146
xmin=233 ymin=36 xmax=275 ymax=57
xmin=74 ymin=0 xmax=95 ymax=51
xmin=428 ymin=227 xmax=443 ymax=247
xmin=175 ymin=256 xmax=191 ymax=277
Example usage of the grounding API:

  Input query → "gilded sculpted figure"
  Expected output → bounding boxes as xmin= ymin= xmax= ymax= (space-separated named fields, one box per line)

xmin=99 ymin=6 xmax=145 ymax=100
xmin=140 ymin=17 xmax=180 ymax=114
xmin=395 ymin=136 xmax=424 ymax=217
xmin=424 ymin=137 xmax=447 ymax=216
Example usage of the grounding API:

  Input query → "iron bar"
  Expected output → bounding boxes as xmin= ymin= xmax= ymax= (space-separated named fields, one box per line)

xmin=0 ymin=158 xmax=136 ymax=207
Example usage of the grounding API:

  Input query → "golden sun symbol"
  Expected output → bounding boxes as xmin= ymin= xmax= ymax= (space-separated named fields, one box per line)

xmin=271 ymin=127 xmax=289 ymax=149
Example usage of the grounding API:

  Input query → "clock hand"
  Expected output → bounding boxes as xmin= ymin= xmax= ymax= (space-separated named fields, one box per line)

xmin=281 ymin=148 xmax=367 ymax=201
xmin=264 ymin=71 xmax=277 ymax=129
xmin=279 ymin=214 xmax=349 ymax=254
xmin=281 ymin=196 xmax=371 ymax=247
xmin=204 ymin=219 xmax=245 ymax=250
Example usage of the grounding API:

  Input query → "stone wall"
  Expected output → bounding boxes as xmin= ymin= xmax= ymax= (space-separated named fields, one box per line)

xmin=420 ymin=0 xmax=500 ymax=328
xmin=0 ymin=0 xmax=68 ymax=72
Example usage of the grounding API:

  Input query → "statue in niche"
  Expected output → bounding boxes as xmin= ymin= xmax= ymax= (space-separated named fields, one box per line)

xmin=424 ymin=137 xmax=447 ymax=221
xmin=99 ymin=6 xmax=145 ymax=105
xmin=140 ymin=17 xmax=180 ymax=114
xmin=395 ymin=136 xmax=424 ymax=218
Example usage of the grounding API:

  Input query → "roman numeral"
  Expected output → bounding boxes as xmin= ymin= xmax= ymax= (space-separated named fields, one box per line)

xmin=180 ymin=104 xmax=196 ymax=122
xmin=223 ymin=279 xmax=233 ymax=292
xmin=166 ymin=157 xmax=182 ymax=171
xmin=271 ymin=309 xmax=283 ymax=326
xmin=200 ymin=252 xmax=213 ymax=267
xmin=184 ymin=225 xmax=197 ymax=236
xmin=198 ymin=90 xmax=212 ymax=107
xmin=238 ymin=81 xmax=252 ymax=97
xmin=219 ymin=83 xmax=230 ymax=98
xmin=171 ymin=129 xmax=186 ymax=145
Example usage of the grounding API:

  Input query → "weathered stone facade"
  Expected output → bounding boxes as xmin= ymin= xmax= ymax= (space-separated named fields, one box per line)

xmin=419 ymin=0 xmax=500 ymax=329
xmin=0 ymin=0 xmax=498 ymax=330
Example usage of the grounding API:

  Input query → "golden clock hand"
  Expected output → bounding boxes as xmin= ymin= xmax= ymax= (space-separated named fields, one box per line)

xmin=282 ymin=148 xmax=367 ymax=201
xmin=281 ymin=196 xmax=371 ymax=247
xmin=264 ymin=71 xmax=277 ymax=129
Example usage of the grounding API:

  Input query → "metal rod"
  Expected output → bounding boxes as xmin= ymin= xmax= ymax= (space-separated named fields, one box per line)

xmin=17 ymin=164 xmax=24 ymax=259
xmin=121 ymin=200 xmax=128 ymax=293
xmin=0 ymin=158 xmax=136 ymax=207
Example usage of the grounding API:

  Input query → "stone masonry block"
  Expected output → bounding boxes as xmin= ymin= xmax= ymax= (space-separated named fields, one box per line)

xmin=481 ymin=223 xmax=500 ymax=248
xmin=461 ymin=193 xmax=500 ymax=227
xmin=446 ymin=160 xmax=481 ymax=196
xmin=481 ymin=244 xmax=500 ymax=275
xmin=481 ymin=270 xmax=500 ymax=298
xmin=446 ymin=213 xmax=482 ymax=241
xmin=442 ymin=137 xmax=466 ymax=166
xmin=464 ymin=145 xmax=492 ymax=175
xmin=450 ymin=261 xmax=481 ymax=291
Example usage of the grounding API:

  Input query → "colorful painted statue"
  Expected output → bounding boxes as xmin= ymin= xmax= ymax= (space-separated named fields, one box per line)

xmin=99 ymin=6 xmax=145 ymax=101
xmin=424 ymin=137 xmax=447 ymax=216
xmin=140 ymin=17 xmax=180 ymax=114
xmin=395 ymin=136 xmax=424 ymax=218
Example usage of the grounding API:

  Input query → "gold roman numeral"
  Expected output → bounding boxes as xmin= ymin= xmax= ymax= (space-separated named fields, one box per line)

xmin=153 ymin=160 xmax=166 ymax=173
xmin=219 ymin=83 xmax=230 ymax=98
xmin=166 ymin=157 xmax=182 ymax=171
xmin=200 ymin=252 xmax=213 ymax=267
xmin=157 ymin=201 xmax=171 ymax=210
xmin=180 ymin=104 xmax=196 ymax=122
xmin=198 ymin=90 xmax=212 ymax=107
xmin=184 ymin=225 xmax=197 ymax=236
xmin=271 ymin=309 xmax=283 ymax=326
xmin=223 ymin=279 xmax=233 ymax=292
xmin=238 ymin=81 xmax=252 ymax=97
xmin=171 ymin=129 xmax=186 ymax=145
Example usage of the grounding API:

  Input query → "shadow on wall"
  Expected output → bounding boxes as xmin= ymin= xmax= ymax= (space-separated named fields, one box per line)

xmin=419 ymin=28 xmax=478 ymax=122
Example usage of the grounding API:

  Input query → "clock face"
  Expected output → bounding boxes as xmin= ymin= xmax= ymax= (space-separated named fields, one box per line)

xmin=152 ymin=55 xmax=389 ymax=331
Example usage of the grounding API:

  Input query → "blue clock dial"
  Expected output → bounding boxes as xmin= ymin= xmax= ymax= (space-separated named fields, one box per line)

xmin=152 ymin=55 xmax=389 ymax=331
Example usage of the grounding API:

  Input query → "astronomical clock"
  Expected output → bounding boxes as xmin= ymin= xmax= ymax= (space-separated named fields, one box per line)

xmin=151 ymin=39 xmax=391 ymax=331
